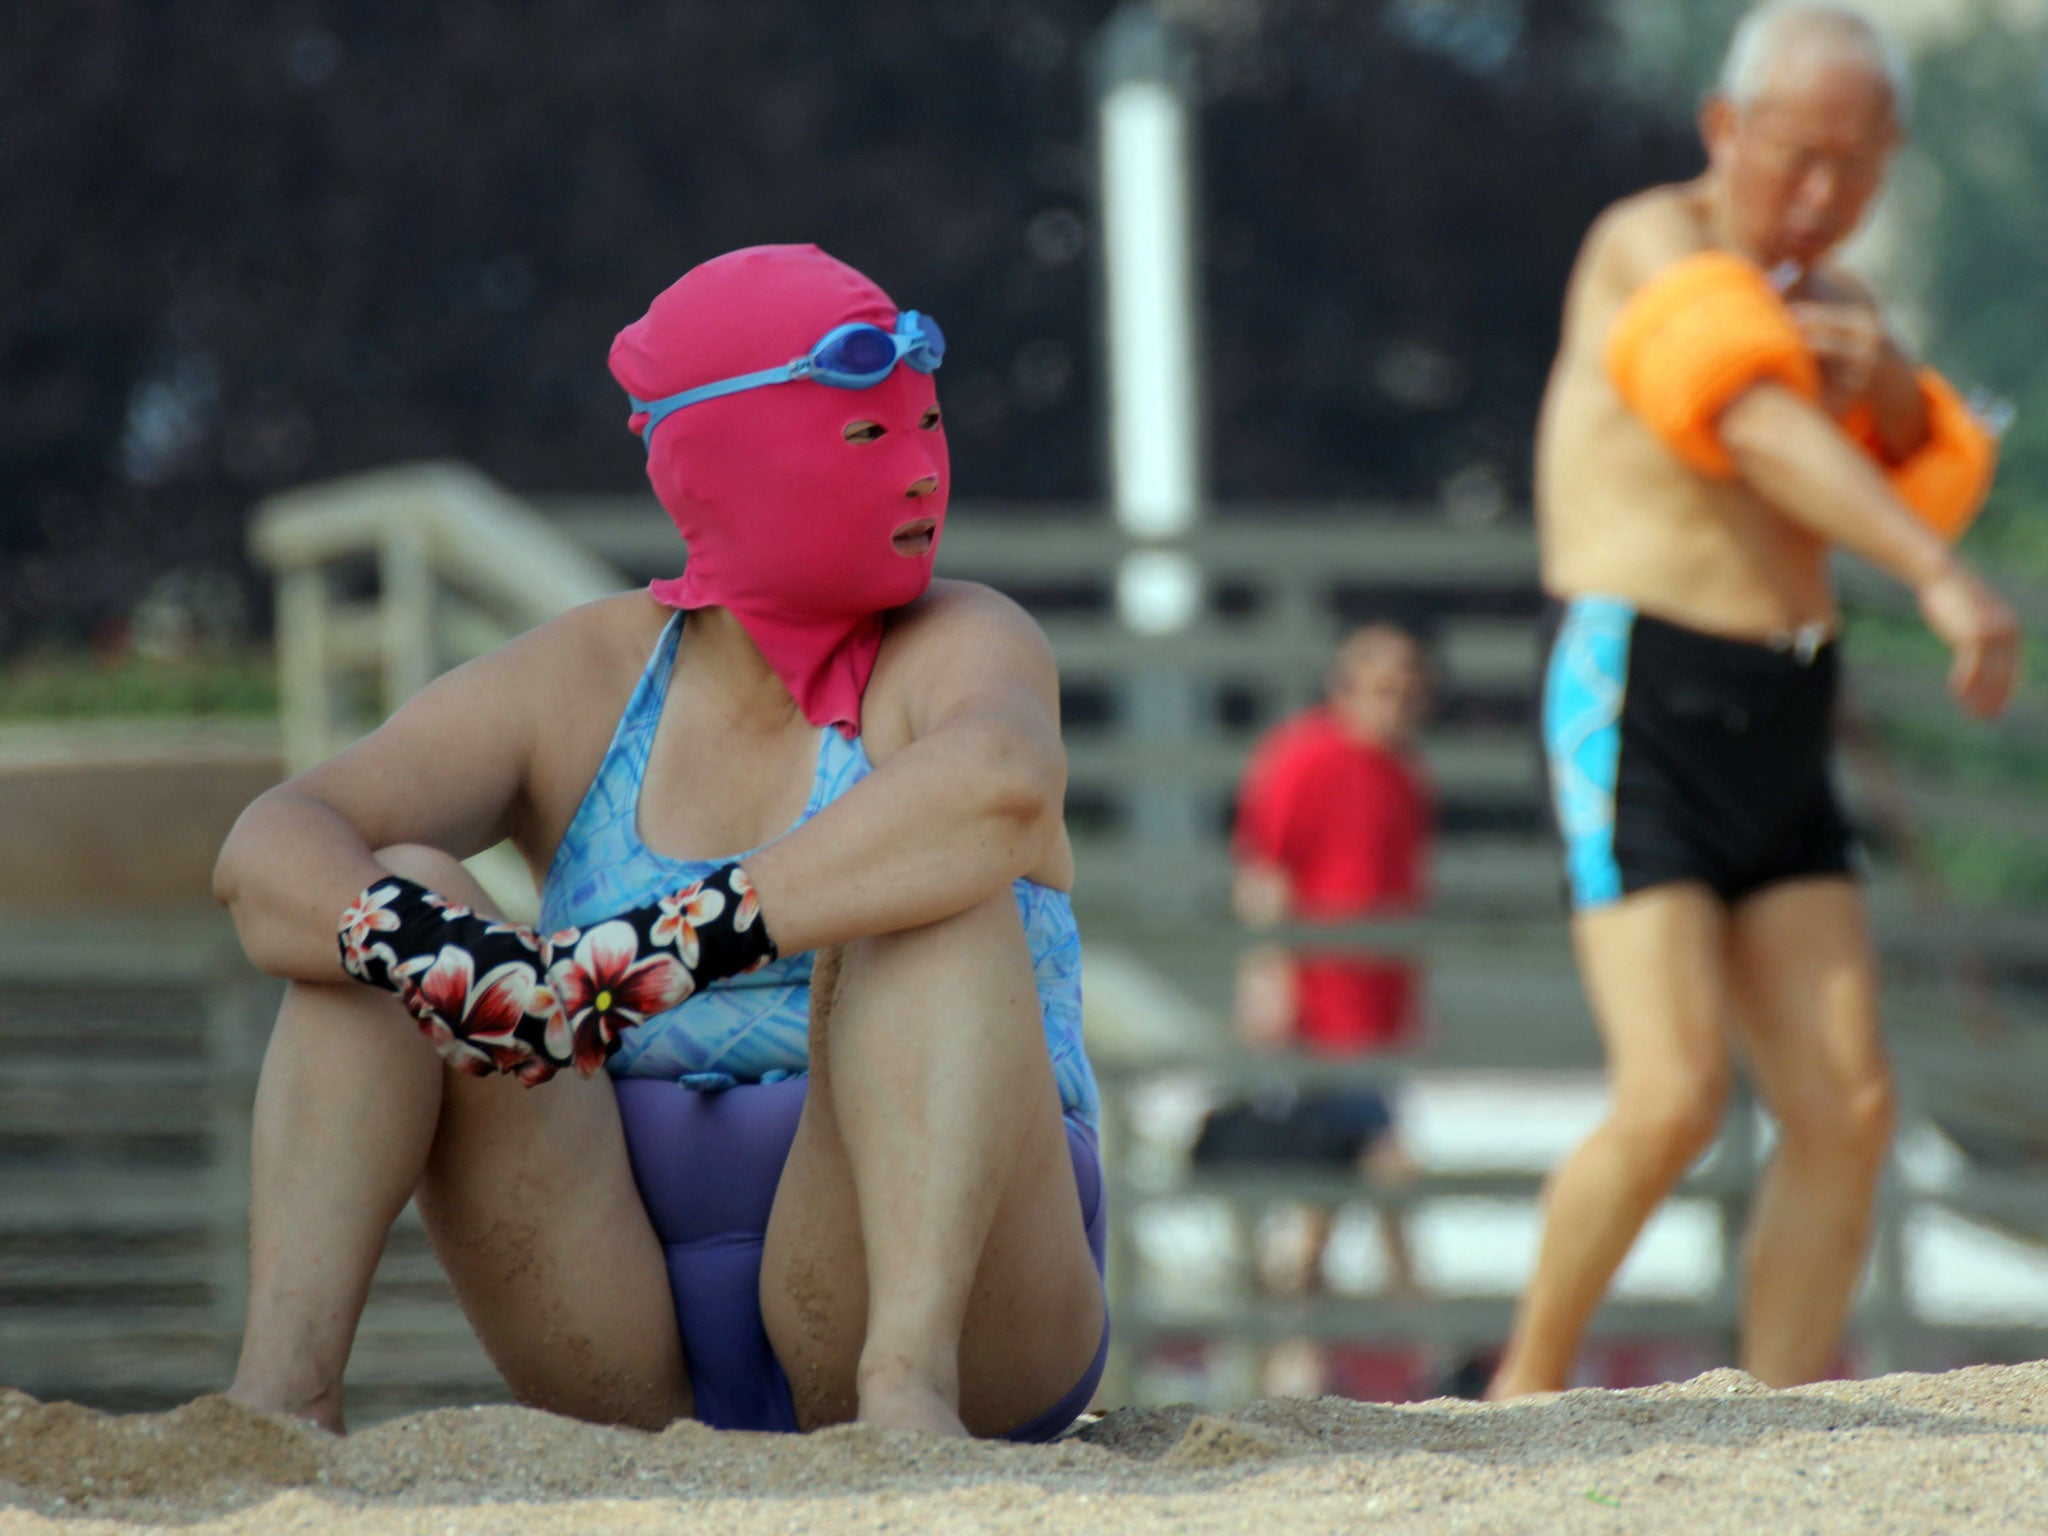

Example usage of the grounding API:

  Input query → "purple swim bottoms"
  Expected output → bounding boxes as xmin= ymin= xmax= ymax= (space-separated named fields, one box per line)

xmin=613 ymin=1074 xmax=1109 ymax=1438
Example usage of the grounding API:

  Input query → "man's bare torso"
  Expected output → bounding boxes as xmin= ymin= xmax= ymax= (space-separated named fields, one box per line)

xmin=1536 ymin=183 xmax=1844 ymax=638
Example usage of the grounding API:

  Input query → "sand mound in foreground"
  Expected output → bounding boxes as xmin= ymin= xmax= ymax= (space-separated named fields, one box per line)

xmin=3 ymin=1364 xmax=2045 ymax=1534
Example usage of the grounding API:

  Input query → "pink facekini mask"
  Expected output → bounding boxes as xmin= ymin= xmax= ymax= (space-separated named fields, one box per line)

xmin=608 ymin=244 xmax=950 ymax=734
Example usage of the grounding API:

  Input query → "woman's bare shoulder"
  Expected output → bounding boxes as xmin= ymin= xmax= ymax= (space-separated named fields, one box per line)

xmin=881 ymin=578 xmax=1050 ymax=656
xmin=865 ymin=579 xmax=1059 ymax=749
xmin=498 ymin=589 xmax=673 ymax=684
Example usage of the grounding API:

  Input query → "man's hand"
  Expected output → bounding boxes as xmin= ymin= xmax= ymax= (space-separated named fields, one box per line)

xmin=1234 ymin=943 xmax=1298 ymax=1052
xmin=1231 ymin=863 xmax=1291 ymax=928
xmin=1917 ymin=563 xmax=2022 ymax=719
xmin=1231 ymin=864 xmax=1296 ymax=1048
xmin=1789 ymin=299 xmax=1888 ymax=418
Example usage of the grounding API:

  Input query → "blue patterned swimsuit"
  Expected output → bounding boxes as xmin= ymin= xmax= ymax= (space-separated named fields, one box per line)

xmin=536 ymin=613 xmax=1107 ymax=1437
xmin=538 ymin=613 xmax=1099 ymax=1129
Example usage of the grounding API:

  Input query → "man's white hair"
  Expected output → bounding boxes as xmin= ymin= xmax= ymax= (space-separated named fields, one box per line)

xmin=1718 ymin=2 xmax=1911 ymax=124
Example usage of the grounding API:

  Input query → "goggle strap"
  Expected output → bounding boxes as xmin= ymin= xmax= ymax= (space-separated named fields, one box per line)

xmin=633 ymin=312 xmax=943 ymax=450
xmin=634 ymin=364 xmax=800 ymax=444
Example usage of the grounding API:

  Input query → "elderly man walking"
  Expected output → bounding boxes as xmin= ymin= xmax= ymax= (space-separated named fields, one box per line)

xmin=1491 ymin=1 xmax=2018 ymax=1399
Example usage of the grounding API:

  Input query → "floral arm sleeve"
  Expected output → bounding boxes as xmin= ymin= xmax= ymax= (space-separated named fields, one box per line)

xmin=338 ymin=863 xmax=776 ymax=1085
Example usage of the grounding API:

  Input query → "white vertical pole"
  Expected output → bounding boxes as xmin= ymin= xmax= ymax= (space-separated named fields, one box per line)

xmin=1100 ymin=38 xmax=1201 ymax=544
xmin=1095 ymin=5 xmax=1207 ymax=869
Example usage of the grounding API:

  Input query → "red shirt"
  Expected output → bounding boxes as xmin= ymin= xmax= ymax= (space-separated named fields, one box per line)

xmin=1232 ymin=708 xmax=1434 ymax=1053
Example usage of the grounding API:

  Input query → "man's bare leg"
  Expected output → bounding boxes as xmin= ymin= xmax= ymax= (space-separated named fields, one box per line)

xmin=760 ymin=889 xmax=1105 ymax=1436
xmin=1254 ymin=1202 xmax=1332 ymax=1296
xmin=1487 ymin=884 xmax=1737 ymax=1399
xmin=228 ymin=846 xmax=689 ymax=1432
xmin=1362 ymin=1135 xmax=1421 ymax=1299
xmin=1726 ymin=877 xmax=1892 ymax=1387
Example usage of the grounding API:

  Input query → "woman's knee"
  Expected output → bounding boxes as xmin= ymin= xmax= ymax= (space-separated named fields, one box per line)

xmin=267 ymin=985 xmax=444 ymax=1114
xmin=827 ymin=888 xmax=1026 ymax=996
xmin=372 ymin=843 xmax=502 ymax=915
xmin=875 ymin=886 xmax=1023 ymax=949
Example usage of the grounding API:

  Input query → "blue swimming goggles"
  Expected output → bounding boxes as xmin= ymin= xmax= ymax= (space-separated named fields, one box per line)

xmin=631 ymin=310 xmax=945 ymax=448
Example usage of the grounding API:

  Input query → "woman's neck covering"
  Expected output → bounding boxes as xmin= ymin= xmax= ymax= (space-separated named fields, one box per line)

xmin=608 ymin=244 xmax=949 ymax=734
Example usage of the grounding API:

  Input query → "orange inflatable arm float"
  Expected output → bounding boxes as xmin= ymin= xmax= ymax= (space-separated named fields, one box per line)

xmin=1843 ymin=372 xmax=1998 ymax=542
xmin=1606 ymin=251 xmax=1822 ymax=478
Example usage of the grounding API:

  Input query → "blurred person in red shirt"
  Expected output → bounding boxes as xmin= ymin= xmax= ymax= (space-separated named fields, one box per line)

xmin=1232 ymin=623 xmax=1434 ymax=1056
xmin=1194 ymin=623 xmax=1434 ymax=1396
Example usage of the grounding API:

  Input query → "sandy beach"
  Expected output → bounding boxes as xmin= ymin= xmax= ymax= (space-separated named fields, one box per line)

xmin=4 ymin=1363 xmax=2045 ymax=1534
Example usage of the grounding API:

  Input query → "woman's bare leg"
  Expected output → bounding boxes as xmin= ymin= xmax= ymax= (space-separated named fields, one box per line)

xmin=227 ymin=845 xmax=688 ymax=1432
xmin=759 ymin=889 xmax=1104 ymax=1436
xmin=417 ymin=1053 xmax=690 ymax=1428
xmin=227 ymin=976 xmax=442 ymax=1432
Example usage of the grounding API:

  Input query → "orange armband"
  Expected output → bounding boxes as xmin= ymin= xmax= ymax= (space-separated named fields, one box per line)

xmin=1605 ymin=252 xmax=1822 ymax=478
xmin=1886 ymin=369 xmax=1998 ymax=542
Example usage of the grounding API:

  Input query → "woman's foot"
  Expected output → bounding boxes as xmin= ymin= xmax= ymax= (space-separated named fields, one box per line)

xmin=225 ymin=1376 xmax=345 ymax=1436
xmin=856 ymin=1359 xmax=969 ymax=1436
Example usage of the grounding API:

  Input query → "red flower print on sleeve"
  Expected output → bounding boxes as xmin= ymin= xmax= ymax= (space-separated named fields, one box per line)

xmin=337 ymin=865 xmax=774 ymax=1085
xmin=547 ymin=921 xmax=692 ymax=1075
xmin=396 ymin=945 xmax=545 ymax=1077
xmin=727 ymin=868 xmax=762 ymax=933
xmin=649 ymin=881 xmax=728 ymax=968
xmin=339 ymin=884 xmax=404 ymax=970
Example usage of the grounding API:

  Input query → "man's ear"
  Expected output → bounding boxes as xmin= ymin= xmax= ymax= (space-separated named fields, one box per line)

xmin=1699 ymin=95 xmax=1736 ymax=167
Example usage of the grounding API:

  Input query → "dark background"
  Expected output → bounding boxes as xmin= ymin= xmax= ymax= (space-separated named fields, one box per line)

xmin=3 ymin=0 xmax=1700 ymax=652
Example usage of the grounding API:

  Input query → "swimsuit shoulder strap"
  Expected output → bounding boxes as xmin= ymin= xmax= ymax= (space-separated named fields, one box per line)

xmin=539 ymin=613 xmax=685 ymax=922
xmin=804 ymin=725 xmax=875 ymax=818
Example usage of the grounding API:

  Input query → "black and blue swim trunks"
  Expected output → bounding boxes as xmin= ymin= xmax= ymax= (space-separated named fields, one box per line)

xmin=1538 ymin=595 xmax=1858 ymax=911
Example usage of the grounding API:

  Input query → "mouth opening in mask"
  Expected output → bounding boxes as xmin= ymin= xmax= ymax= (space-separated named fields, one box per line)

xmin=891 ymin=517 xmax=939 ymax=558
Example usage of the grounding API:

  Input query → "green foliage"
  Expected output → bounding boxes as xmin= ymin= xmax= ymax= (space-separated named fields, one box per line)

xmin=1871 ymin=707 xmax=2048 ymax=795
xmin=1926 ymin=826 xmax=2048 ymax=907
xmin=1842 ymin=609 xmax=2048 ymax=909
xmin=0 ymin=650 xmax=277 ymax=719
xmin=1916 ymin=25 xmax=2048 ymax=581
xmin=1907 ymin=22 xmax=2048 ymax=908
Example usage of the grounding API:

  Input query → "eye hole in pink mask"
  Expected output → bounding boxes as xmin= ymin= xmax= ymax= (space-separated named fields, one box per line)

xmin=843 ymin=405 xmax=943 ymax=443
xmin=843 ymin=420 xmax=886 ymax=444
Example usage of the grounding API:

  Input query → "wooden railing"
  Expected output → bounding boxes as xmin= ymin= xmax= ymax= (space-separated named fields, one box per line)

xmin=249 ymin=461 xmax=629 ymax=919
xmin=10 ymin=462 xmax=2042 ymax=1418
xmin=251 ymin=460 xmax=627 ymax=774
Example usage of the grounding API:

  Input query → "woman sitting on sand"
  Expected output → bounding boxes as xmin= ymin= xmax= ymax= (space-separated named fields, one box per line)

xmin=212 ymin=244 xmax=1107 ymax=1440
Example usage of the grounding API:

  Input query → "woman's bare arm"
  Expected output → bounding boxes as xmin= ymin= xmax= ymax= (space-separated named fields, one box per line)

xmin=738 ymin=583 xmax=1067 ymax=954
xmin=214 ymin=629 xmax=542 ymax=980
